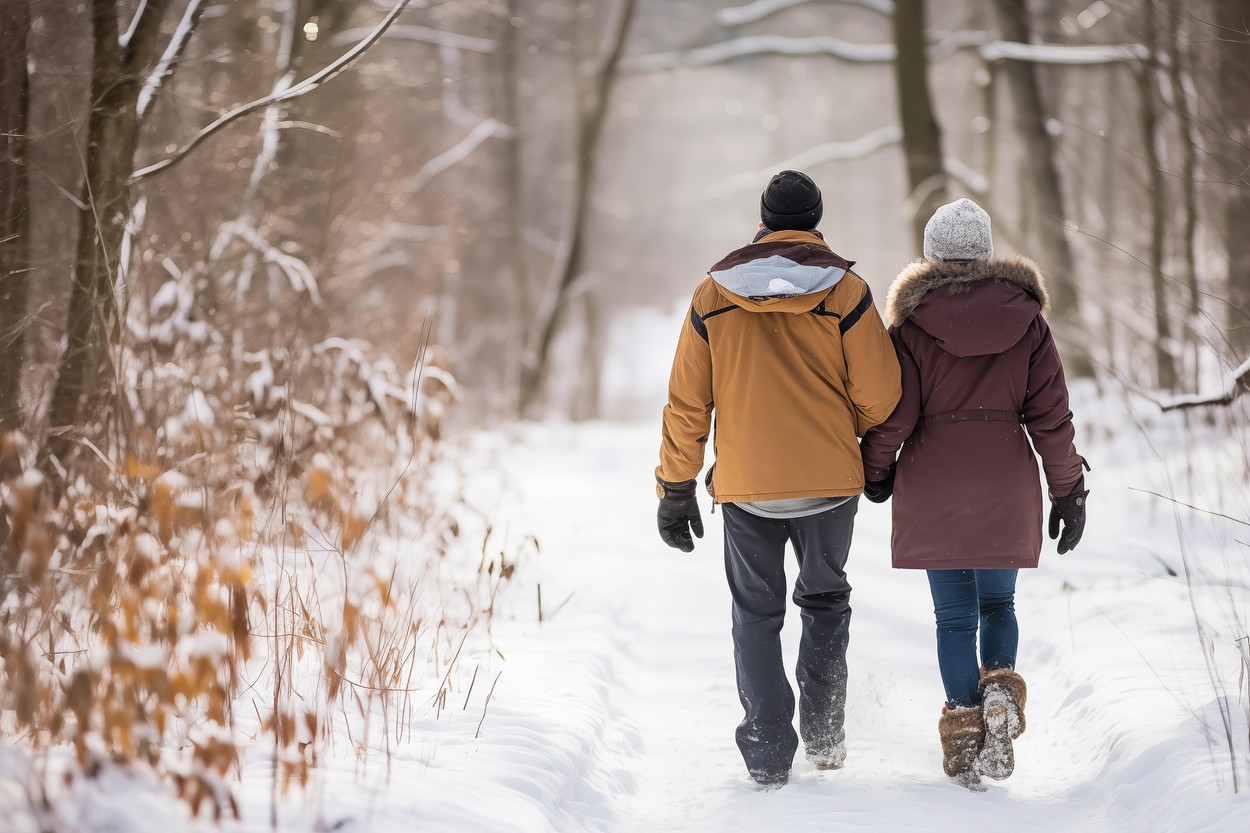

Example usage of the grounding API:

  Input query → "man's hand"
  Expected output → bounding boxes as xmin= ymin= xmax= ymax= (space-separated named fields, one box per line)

xmin=657 ymin=479 xmax=703 ymax=552
xmin=862 ymin=464 xmax=896 ymax=504
xmin=1048 ymin=477 xmax=1088 ymax=554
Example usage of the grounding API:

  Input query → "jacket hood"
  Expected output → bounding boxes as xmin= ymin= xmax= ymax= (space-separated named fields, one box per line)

xmin=709 ymin=230 xmax=852 ymax=313
xmin=884 ymin=256 xmax=1049 ymax=357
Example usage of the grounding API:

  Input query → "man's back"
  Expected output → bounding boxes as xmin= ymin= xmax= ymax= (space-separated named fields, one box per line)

xmin=657 ymin=229 xmax=901 ymax=503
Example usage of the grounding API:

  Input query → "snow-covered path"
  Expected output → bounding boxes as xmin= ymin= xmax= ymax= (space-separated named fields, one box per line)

xmin=479 ymin=421 xmax=1247 ymax=833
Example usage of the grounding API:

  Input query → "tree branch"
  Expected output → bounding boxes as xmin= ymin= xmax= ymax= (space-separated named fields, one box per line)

xmin=718 ymin=0 xmax=894 ymax=27
xmin=408 ymin=119 xmax=510 ymax=195
xmin=121 ymin=0 xmax=174 ymax=75
xmin=136 ymin=0 xmax=207 ymax=121
xmin=129 ymin=0 xmax=415 ymax=183
xmin=711 ymin=126 xmax=902 ymax=195
xmin=330 ymin=23 xmax=498 ymax=53
xmin=624 ymin=34 xmax=1147 ymax=73
xmin=1159 ymin=356 xmax=1250 ymax=411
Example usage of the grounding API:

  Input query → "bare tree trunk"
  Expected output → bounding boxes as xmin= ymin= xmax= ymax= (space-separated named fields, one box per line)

xmin=1163 ymin=4 xmax=1201 ymax=388
xmin=1164 ymin=5 xmax=1200 ymax=319
xmin=891 ymin=0 xmax=947 ymax=253
xmin=500 ymin=0 xmax=528 ymax=407
xmin=991 ymin=0 xmax=1092 ymax=377
xmin=518 ymin=0 xmax=636 ymax=418
xmin=570 ymin=293 xmax=604 ymax=421
xmin=1135 ymin=0 xmax=1177 ymax=390
xmin=0 ymin=0 xmax=31 ymax=431
xmin=43 ymin=0 xmax=176 ymax=463
xmin=1214 ymin=1 xmax=1250 ymax=357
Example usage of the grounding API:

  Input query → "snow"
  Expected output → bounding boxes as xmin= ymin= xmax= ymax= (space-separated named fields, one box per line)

xmin=979 ymin=40 xmax=1148 ymax=65
xmin=717 ymin=0 xmax=894 ymax=26
xmin=5 ymin=395 xmax=1249 ymax=831
xmin=208 ymin=406 xmax=1235 ymax=831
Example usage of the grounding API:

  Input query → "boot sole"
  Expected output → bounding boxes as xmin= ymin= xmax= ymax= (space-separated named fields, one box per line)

xmin=979 ymin=694 xmax=1015 ymax=780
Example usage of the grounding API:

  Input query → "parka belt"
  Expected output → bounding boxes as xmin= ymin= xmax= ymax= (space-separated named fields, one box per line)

xmin=921 ymin=409 xmax=1023 ymax=426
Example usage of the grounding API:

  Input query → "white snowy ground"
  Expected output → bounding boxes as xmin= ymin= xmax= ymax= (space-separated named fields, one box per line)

xmin=218 ymin=403 xmax=1247 ymax=833
xmin=4 ymin=397 xmax=1249 ymax=832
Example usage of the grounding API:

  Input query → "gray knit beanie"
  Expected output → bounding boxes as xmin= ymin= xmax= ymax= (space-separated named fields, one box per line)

xmin=923 ymin=198 xmax=994 ymax=261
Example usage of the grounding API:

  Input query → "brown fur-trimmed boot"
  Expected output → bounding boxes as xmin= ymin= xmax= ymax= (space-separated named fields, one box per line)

xmin=977 ymin=667 xmax=1027 ymax=780
xmin=938 ymin=703 xmax=986 ymax=791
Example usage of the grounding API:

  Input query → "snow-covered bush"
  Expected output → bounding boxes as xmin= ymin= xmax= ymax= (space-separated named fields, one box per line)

xmin=0 ymin=250 xmax=491 ymax=822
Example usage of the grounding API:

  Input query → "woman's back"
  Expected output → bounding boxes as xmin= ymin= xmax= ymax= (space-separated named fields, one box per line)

xmin=860 ymin=256 xmax=1084 ymax=571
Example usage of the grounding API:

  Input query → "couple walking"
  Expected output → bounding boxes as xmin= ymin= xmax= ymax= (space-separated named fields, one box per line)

xmin=654 ymin=170 xmax=1089 ymax=790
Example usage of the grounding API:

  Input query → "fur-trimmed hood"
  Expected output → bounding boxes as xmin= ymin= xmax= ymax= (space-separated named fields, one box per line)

xmin=884 ymin=256 xmax=1050 ymax=357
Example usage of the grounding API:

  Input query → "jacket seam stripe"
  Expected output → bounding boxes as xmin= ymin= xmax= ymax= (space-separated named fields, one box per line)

xmin=690 ymin=306 xmax=709 ymax=342
xmin=838 ymin=286 xmax=874 ymax=335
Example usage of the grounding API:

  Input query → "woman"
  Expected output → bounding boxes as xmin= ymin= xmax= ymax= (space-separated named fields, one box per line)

xmin=859 ymin=198 xmax=1088 ymax=790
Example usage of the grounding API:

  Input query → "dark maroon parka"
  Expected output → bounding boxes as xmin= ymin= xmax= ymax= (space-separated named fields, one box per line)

xmin=860 ymin=256 xmax=1086 ymax=570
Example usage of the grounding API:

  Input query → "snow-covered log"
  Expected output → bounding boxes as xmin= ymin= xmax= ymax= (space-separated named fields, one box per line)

xmin=1159 ymin=357 xmax=1250 ymax=411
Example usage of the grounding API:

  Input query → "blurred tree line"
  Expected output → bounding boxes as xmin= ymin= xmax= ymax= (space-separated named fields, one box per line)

xmin=1 ymin=0 xmax=1249 ymax=467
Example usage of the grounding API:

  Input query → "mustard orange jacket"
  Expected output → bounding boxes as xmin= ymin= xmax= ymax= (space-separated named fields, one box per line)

xmin=657 ymin=230 xmax=902 ymax=502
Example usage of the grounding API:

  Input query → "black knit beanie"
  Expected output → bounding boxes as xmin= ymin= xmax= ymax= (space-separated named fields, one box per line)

xmin=760 ymin=170 xmax=823 ymax=231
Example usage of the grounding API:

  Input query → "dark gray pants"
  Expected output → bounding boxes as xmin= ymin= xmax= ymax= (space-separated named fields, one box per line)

xmin=721 ymin=499 xmax=857 ymax=779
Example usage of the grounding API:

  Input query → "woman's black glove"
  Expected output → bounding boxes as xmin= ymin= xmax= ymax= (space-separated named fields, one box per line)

xmin=862 ymin=464 xmax=896 ymax=504
xmin=1048 ymin=477 xmax=1089 ymax=554
xmin=657 ymin=479 xmax=703 ymax=552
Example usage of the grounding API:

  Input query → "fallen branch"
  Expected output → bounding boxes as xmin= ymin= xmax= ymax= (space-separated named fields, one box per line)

xmin=1159 ymin=356 xmax=1250 ymax=411
xmin=130 ymin=0 xmax=414 ymax=182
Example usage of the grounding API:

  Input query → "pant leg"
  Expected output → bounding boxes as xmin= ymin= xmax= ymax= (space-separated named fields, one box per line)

xmin=926 ymin=569 xmax=981 ymax=708
xmin=974 ymin=568 xmax=1019 ymax=670
xmin=722 ymin=503 xmax=797 ymax=778
xmin=787 ymin=498 xmax=857 ymax=756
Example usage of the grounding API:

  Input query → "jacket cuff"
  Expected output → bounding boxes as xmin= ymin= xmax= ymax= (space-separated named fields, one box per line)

xmin=863 ymin=465 xmax=892 ymax=482
xmin=656 ymin=478 xmax=697 ymax=499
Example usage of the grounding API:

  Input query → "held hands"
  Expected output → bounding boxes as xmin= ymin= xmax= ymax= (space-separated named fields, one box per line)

xmin=657 ymin=479 xmax=703 ymax=552
xmin=862 ymin=464 xmax=896 ymax=504
xmin=1048 ymin=477 xmax=1089 ymax=554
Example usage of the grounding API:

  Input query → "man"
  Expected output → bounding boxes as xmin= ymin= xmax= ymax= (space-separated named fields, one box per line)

xmin=655 ymin=170 xmax=902 ymax=787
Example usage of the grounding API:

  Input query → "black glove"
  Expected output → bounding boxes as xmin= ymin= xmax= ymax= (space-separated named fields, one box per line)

xmin=1048 ymin=477 xmax=1089 ymax=554
xmin=862 ymin=464 xmax=896 ymax=504
xmin=657 ymin=479 xmax=703 ymax=552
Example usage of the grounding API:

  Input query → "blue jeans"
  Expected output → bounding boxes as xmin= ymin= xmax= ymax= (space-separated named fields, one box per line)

xmin=925 ymin=569 xmax=1019 ymax=708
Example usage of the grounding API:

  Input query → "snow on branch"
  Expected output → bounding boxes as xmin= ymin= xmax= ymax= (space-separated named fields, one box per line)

xmin=130 ymin=0 xmax=414 ymax=182
xmin=622 ymin=34 xmax=894 ymax=72
xmin=1159 ymin=357 xmax=1250 ymax=411
xmin=330 ymin=24 xmax=498 ymax=54
xmin=136 ymin=0 xmax=206 ymax=120
xmin=625 ymin=32 xmax=1148 ymax=73
xmin=214 ymin=221 xmax=323 ymax=306
xmin=944 ymin=156 xmax=988 ymax=195
xmin=712 ymin=126 xmax=902 ymax=195
xmin=979 ymin=40 xmax=1147 ymax=64
xmin=409 ymin=119 xmax=511 ymax=195
xmin=718 ymin=0 xmax=893 ymax=27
